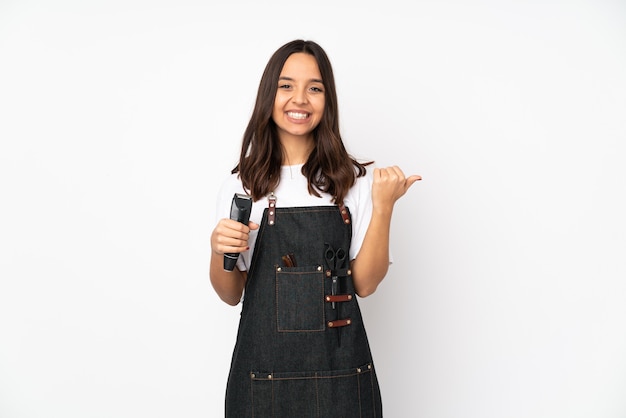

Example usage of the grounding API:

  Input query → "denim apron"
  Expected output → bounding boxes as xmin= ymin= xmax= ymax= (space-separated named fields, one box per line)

xmin=225 ymin=202 xmax=383 ymax=417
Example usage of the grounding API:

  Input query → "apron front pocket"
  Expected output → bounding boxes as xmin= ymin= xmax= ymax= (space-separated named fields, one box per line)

xmin=275 ymin=265 xmax=325 ymax=332
xmin=250 ymin=364 xmax=377 ymax=418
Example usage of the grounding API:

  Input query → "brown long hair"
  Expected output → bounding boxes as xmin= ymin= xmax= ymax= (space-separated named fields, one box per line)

xmin=232 ymin=39 xmax=371 ymax=206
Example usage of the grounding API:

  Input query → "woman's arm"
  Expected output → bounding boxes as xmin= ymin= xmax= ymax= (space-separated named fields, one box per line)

xmin=209 ymin=219 xmax=259 ymax=305
xmin=350 ymin=166 xmax=421 ymax=297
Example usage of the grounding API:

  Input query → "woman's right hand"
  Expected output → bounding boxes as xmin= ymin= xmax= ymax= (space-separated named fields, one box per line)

xmin=211 ymin=218 xmax=259 ymax=256
xmin=210 ymin=219 xmax=259 ymax=305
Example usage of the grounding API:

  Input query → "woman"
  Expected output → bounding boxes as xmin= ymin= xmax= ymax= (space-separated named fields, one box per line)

xmin=210 ymin=39 xmax=420 ymax=417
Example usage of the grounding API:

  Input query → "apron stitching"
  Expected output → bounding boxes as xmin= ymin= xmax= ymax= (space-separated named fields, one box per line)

xmin=370 ymin=369 xmax=376 ymax=418
xmin=315 ymin=372 xmax=320 ymax=418
xmin=250 ymin=374 xmax=254 ymax=418
xmin=271 ymin=376 xmax=275 ymax=418
xmin=358 ymin=372 xmax=362 ymax=418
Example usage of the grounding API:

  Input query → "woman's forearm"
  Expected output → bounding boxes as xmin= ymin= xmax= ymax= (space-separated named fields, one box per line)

xmin=210 ymin=252 xmax=246 ymax=306
xmin=350 ymin=206 xmax=393 ymax=297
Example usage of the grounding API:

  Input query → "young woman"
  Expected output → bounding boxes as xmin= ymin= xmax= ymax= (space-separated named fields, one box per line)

xmin=210 ymin=39 xmax=420 ymax=417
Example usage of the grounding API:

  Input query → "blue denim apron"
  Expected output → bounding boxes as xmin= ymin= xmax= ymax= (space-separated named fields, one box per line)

xmin=225 ymin=204 xmax=383 ymax=417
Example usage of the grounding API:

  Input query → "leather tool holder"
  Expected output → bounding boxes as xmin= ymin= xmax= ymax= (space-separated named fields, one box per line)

xmin=324 ymin=267 xmax=352 ymax=329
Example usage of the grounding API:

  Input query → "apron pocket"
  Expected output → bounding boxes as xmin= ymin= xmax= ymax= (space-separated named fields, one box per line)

xmin=250 ymin=364 xmax=377 ymax=418
xmin=276 ymin=265 xmax=325 ymax=332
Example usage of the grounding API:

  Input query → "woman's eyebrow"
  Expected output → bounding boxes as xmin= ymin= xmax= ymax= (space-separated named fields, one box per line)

xmin=278 ymin=76 xmax=324 ymax=83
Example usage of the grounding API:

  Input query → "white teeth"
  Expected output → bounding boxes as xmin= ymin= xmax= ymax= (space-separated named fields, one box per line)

xmin=287 ymin=112 xmax=308 ymax=119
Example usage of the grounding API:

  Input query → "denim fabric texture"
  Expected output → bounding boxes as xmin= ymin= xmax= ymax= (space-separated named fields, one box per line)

xmin=225 ymin=205 xmax=382 ymax=417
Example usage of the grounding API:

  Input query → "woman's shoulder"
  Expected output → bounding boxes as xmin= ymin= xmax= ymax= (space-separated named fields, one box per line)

xmin=353 ymin=162 xmax=374 ymax=186
xmin=345 ymin=163 xmax=374 ymax=203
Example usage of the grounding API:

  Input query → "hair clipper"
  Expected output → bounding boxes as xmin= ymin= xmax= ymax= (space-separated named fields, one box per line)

xmin=223 ymin=193 xmax=253 ymax=271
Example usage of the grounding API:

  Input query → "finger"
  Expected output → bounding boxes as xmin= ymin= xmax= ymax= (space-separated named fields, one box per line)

xmin=407 ymin=174 xmax=422 ymax=183
xmin=222 ymin=243 xmax=249 ymax=253
xmin=405 ymin=175 xmax=422 ymax=190
xmin=375 ymin=167 xmax=394 ymax=181
xmin=217 ymin=231 xmax=248 ymax=246
xmin=372 ymin=168 xmax=384 ymax=185
xmin=222 ymin=218 xmax=252 ymax=235
xmin=248 ymin=221 xmax=260 ymax=230
xmin=212 ymin=235 xmax=249 ymax=255
xmin=217 ymin=223 xmax=249 ymax=239
xmin=390 ymin=165 xmax=404 ymax=178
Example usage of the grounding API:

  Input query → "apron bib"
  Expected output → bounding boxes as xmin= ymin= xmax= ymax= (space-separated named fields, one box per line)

xmin=225 ymin=204 xmax=382 ymax=417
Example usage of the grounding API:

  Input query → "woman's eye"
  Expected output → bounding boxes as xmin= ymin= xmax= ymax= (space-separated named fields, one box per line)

xmin=278 ymin=84 xmax=291 ymax=89
xmin=310 ymin=86 xmax=324 ymax=93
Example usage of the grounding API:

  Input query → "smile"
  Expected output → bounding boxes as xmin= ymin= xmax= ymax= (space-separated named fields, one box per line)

xmin=287 ymin=111 xmax=309 ymax=120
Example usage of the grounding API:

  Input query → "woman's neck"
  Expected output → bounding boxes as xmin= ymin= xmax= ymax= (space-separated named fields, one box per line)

xmin=280 ymin=136 xmax=314 ymax=166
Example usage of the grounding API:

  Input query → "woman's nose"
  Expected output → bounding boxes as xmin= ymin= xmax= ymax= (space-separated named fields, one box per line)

xmin=292 ymin=88 xmax=308 ymax=104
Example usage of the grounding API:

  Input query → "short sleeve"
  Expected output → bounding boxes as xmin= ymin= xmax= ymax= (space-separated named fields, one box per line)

xmin=344 ymin=170 xmax=370 ymax=261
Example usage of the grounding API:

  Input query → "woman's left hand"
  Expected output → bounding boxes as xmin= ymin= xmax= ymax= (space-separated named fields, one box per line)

xmin=371 ymin=166 xmax=421 ymax=212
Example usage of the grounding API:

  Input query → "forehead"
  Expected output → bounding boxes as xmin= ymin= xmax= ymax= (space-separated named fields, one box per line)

xmin=280 ymin=52 xmax=322 ymax=79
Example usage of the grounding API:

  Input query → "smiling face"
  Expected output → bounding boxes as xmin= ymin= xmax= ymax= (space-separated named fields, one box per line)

xmin=272 ymin=52 xmax=326 ymax=145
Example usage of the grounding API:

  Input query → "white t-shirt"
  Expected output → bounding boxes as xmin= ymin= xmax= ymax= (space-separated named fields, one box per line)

xmin=213 ymin=163 xmax=378 ymax=272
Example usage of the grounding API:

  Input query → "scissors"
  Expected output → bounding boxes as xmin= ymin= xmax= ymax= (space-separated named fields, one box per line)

xmin=324 ymin=244 xmax=346 ymax=309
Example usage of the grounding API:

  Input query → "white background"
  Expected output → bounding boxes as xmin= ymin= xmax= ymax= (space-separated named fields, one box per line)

xmin=1 ymin=1 xmax=625 ymax=417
